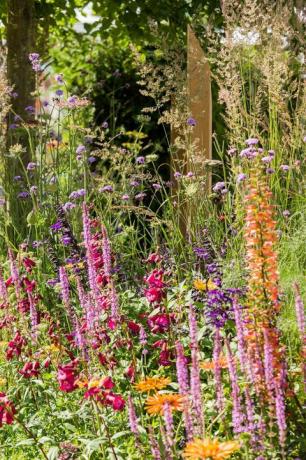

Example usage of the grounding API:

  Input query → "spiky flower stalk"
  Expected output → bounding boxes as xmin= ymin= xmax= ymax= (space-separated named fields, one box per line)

xmin=188 ymin=305 xmax=204 ymax=436
xmin=101 ymin=224 xmax=112 ymax=280
xmin=8 ymin=249 xmax=21 ymax=299
xmin=82 ymin=203 xmax=99 ymax=325
xmin=293 ymin=282 xmax=306 ymax=392
xmin=212 ymin=328 xmax=224 ymax=412
xmin=28 ymin=292 xmax=38 ymax=340
xmin=225 ymin=338 xmax=244 ymax=434
xmin=128 ymin=395 xmax=139 ymax=435
xmin=59 ymin=266 xmax=82 ymax=349
xmin=148 ymin=427 xmax=162 ymax=460
xmin=0 ymin=270 xmax=8 ymax=306
xmin=175 ymin=341 xmax=193 ymax=440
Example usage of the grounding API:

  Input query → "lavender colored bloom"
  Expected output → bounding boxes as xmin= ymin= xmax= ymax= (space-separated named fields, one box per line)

xmin=136 ymin=156 xmax=145 ymax=164
xmin=67 ymin=96 xmax=77 ymax=104
xmin=30 ymin=186 xmax=37 ymax=194
xmin=135 ymin=192 xmax=146 ymax=201
xmin=17 ymin=191 xmax=29 ymax=199
xmin=29 ymin=53 xmax=40 ymax=62
xmin=61 ymin=235 xmax=72 ymax=245
xmin=88 ymin=156 xmax=97 ymax=164
xmin=50 ymin=221 xmax=63 ymax=232
xmin=174 ymin=172 xmax=182 ymax=178
xmin=29 ymin=53 xmax=41 ymax=72
xmin=99 ymin=185 xmax=113 ymax=193
xmin=152 ymin=183 xmax=162 ymax=190
xmin=268 ymin=150 xmax=275 ymax=157
xmin=261 ymin=156 xmax=272 ymax=163
xmin=55 ymin=74 xmax=64 ymax=84
xmin=187 ymin=117 xmax=196 ymax=126
xmin=282 ymin=210 xmax=290 ymax=218
xmin=62 ymin=201 xmax=76 ymax=212
xmin=9 ymin=124 xmax=18 ymax=129
xmin=240 ymin=147 xmax=258 ymax=159
xmin=130 ymin=180 xmax=140 ymax=187
xmin=186 ymin=171 xmax=194 ymax=178
xmin=280 ymin=164 xmax=289 ymax=172
xmin=121 ymin=194 xmax=130 ymax=201
xmin=27 ymin=162 xmax=37 ymax=171
xmin=25 ymin=106 xmax=35 ymax=113
xmin=55 ymin=89 xmax=64 ymax=96
xmin=14 ymin=176 xmax=22 ymax=181
xmin=12 ymin=92 xmax=18 ymax=98
xmin=246 ymin=137 xmax=259 ymax=146
xmin=266 ymin=167 xmax=275 ymax=174
xmin=42 ymin=100 xmax=49 ymax=107
xmin=102 ymin=121 xmax=108 ymax=128
xmin=69 ymin=189 xmax=86 ymax=200
xmin=237 ymin=173 xmax=247 ymax=183
xmin=227 ymin=148 xmax=237 ymax=155
xmin=213 ymin=181 xmax=226 ymax=192
xmin=76 ymin=145 xmax=86 ymax=155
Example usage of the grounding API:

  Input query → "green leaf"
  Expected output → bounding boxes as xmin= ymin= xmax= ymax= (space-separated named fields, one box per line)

xmin=47 ymin=446 xmax=59 ymax=460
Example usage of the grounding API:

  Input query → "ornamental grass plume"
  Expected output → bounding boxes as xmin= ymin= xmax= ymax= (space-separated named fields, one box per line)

xmin=183 ymin=437 xmax=240 ymax=460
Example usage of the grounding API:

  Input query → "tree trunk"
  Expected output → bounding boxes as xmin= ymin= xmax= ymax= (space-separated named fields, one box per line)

xmin=5 ymin=0 xmax=36 ymax=241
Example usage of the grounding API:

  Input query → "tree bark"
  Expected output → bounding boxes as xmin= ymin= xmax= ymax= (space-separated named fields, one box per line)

xmin=5 ymin=0 xmax=36 ymax=241
xmin=7 ymin=0 xmax=36 ymax=135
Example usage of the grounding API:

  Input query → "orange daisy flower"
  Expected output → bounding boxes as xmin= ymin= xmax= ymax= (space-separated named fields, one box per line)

xmin=134 ymin=376 xmax=171 ymax=393
xmin=183 ymin=438 xmax=240 ymax=460
xmin=145 ymin=393 xmax=185 ymax=415
xmin=200 ymin=356 xmax=228 ymax=371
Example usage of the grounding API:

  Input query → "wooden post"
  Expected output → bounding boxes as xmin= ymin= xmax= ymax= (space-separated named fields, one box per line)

xmin=170 ymin=26 xmax=212 ymax=237
xmin=187 ymin=25 xmax=212 ymax=189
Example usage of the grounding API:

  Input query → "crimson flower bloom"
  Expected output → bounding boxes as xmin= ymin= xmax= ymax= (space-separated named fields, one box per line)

xmin=19 ymin=361 xmax=40 ymax=378
xmin=57 ymin=360 xmax=79 ymax=392
xmin=0 ymin=393 xmax=15 ymax=427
